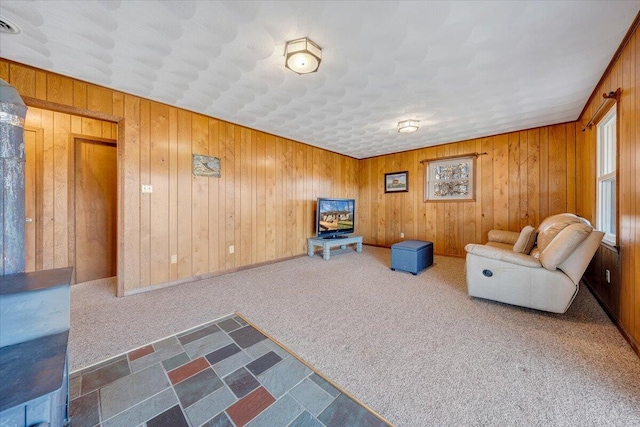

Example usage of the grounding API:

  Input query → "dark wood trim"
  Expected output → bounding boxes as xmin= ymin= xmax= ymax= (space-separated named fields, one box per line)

xmin=23 ymin=96 xmax=123 ymax=123
xmin=578 ymin=11 xmax=640 ymax=119
xmin=582 ymin=278 xmax=640 ymax=359
xmin=419 ymin=152 xmax=486 ymax=163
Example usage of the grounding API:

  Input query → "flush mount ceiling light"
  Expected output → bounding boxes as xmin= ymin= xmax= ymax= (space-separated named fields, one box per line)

xmin=398 ymin=119 xmax=419 ymax=133
xmin=285 ymin=37 xmax=322 ymax=74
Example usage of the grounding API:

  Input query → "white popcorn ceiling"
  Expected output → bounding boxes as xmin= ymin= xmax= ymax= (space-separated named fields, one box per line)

xmin=1 ymin=1 xmax=638 ymax=159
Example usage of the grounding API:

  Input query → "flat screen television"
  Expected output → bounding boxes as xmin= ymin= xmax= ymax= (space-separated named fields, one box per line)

xmin=316 ymin=198 xmax=355 ymax=239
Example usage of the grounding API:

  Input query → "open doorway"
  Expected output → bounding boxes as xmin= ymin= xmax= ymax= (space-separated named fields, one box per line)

xmin=73 ymin=138 xmax=117 ymax=283
xmin=23 ymin=106 xmax=119 ymax=291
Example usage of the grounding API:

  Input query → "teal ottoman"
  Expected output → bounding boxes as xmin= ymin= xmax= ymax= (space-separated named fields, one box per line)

xmin=391 ymin=240 xmax=433 ymax=275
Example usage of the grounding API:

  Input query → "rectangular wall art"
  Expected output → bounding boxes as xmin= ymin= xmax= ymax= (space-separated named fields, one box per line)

xmin=424 ymin=156 xmax=475 ymax=201
xmin=193 ymin=154 xmax=221 ymax=177
xmin=385 ymin=171 xmax=409 ymax=193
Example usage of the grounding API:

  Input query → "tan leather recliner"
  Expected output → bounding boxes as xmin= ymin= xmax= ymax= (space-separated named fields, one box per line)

xmin=465 ymin=214 xmax=604 ymax=313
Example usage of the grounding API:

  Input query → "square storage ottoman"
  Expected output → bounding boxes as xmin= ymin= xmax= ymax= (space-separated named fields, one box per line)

xmin=391 ymin=240 xmax=433 ymax=275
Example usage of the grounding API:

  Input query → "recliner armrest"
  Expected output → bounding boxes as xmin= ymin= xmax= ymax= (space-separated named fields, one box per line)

xmin=487 ymin=230 xmax=520 ymax=245
xmin=465 ymin=244 xmax=542 ymax=268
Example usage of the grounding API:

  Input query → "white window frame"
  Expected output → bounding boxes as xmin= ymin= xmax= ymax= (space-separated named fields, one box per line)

xmin=596 ymin=106 xmax=617 ymax=246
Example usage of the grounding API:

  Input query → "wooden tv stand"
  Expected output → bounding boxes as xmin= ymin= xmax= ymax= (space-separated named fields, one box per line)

xmin=307 ymin=235 xmax=363 ymax=260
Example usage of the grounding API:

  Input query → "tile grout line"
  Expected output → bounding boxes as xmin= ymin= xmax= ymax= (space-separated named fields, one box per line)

xmin=233 ymin=311 xmax=394 ymax=426
xmin=71 ymin=313 xmax=237 ymax=375
xmin=100 ymin=339 xmax=188 ymax=425
xmin=78 ymin=312 xmax=380 ymax=427
xmin=169 ymin=321 xmax=242 ymax=427
xmin=158 ymin=351 xmax=192 ymax=427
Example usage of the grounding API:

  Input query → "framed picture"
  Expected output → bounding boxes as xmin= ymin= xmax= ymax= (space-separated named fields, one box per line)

xmin=193 ymin=154 xmax=221 ymax=177
xmin=384 ymin=171 xmax=409 ymax=193
xmin=425 ymin=156 xmax=475 ymax=201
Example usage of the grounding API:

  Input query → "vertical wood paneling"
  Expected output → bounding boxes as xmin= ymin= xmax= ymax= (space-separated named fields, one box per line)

xmin=191 ymin=114 xmax=209 ymax=276
xmin=177 ymin=110 xmax=192 ymax=279
xmin=527 ymin=129 xmax=540 ymax=227
xmin=24 ymin=130 xmax=36 ymax=272
xmin=634 ymin=31 xmax=640 ymax=343
xmin=518 ymin=131 xmax=529 ymax=228
xmin=423 ymin=147 xmax=437 ymax=243
xmin=207 ymin=119 xmax=220 ymax=272
xmin=41 ymin=110 xmax=54 ymax=269
xmin=150 ymin=103 xmax=170 ymax=284
xmin=566 ymin=124 xmax=576 ymax=214
xmin=47 ymin=74 xmax=73 ymax=106
xmin=73 ymin=82 xmax=87 ymax=110
xmin=480 ymin=138 xmax=493 ymax=243
xmin=255 ymin=132 xmax=266 ymax=263
xmin=52 ymin=112 xmax=69 ymax=267
xmin=264 ymin=134 xmax=276 ymax=261
xmin=0 ymin=61 xmax=9 ymax=81
xmin=463 ymin=140 xmax=476 ymax=249
xmin=548 ymin=124 xmax=568 ymax=215
xmin=508 ymin=132 xmax=520 ymax=230
xmin=539 ymin=127 xmax=550 ymax=220
xmin=493 ymin=134 xmax=509 ymax=231
xmin=576 ymin=23 xmax=640 ymax=353
xmin=224 ymin=124 xmax=235 ymax=269
xmin=239 ymin=128 xmax=252 ymax=267
xmin=169 ymin=108 xmax=179 ymax=281
xmin=139 ymin=100 xmax=151 ymax=289
xmin=358 ymin=125 xmax=577 ymax=257
xmin=9 ymin=64 xmax=36 ymax=97
xmin=123 ymin=95 xmax=141 ymax=291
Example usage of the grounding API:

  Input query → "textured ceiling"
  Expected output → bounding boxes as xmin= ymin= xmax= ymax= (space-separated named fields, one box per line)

xmin=1 ymin=1 xmax=638 ymax=159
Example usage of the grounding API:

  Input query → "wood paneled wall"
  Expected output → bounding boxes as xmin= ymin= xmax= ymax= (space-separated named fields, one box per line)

xmin=23 ymin=107 xmax=117 ymax=273
xmin=0 ymin=59 xmax=358 ymax=295
xmin=358 ymin=123 xmax=576 ymax=255
xmin=576 ymin=19 xmax=640 ymax=352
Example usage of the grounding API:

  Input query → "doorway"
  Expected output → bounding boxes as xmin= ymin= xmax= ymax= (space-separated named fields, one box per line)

xmin=73 ymin=138 xmax=117 ymax=283
xmin=24 ymin=128 xmax=42 ymax=271
xmin=22 ymin=104 xmax=122 ymax=294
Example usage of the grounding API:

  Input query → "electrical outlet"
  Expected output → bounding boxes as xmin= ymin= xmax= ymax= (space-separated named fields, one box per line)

xmin=229 ymin=245 xmax=234 ymax=254
xmin=141 ymin=184 xmax=153 ymax=193
xmin=400 ymin=232 xmax=404 ymax=238
xmin=171 ymin=254 xmax=177 ymax=264
xmin=605 ymin=269 xmax=611 ymax=283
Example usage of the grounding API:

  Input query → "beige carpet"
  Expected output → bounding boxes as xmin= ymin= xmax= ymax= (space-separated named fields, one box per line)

xmin=70 ymin=246 xmax=640 ymax=427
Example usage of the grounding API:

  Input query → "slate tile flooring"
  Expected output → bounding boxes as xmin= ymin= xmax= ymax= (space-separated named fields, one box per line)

xmin=69 ymin=314 xmax=391 ymax=427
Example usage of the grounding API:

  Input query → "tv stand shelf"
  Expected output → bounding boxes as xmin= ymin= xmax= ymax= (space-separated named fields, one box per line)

xmin=307 ymin=235 xmax=363 ymax=260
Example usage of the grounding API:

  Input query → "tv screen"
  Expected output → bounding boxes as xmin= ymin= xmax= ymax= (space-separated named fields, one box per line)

xmin=316 ymin=198 xmax=355 ymax=238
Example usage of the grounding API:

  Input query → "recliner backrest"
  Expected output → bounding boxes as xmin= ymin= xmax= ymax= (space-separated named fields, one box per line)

xmin=535 ymin=213 xmax=604 ymax=283
xmin=536 ymin=213 xmax=592 ymax=252
xmin=539 ymin=223 xmax=592 ymax=270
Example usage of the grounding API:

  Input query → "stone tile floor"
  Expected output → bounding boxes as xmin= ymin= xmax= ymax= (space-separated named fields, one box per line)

xmin=70 ymin=314 xmax=391 ymax=427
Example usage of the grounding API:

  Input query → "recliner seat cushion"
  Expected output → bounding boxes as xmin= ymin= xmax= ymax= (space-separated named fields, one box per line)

xmin=513 ymin=225 xmax=537 ymax=254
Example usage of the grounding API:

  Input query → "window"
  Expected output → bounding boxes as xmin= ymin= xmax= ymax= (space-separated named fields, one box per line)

xmin=596 ymin=107 xmax=616 ymax=246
